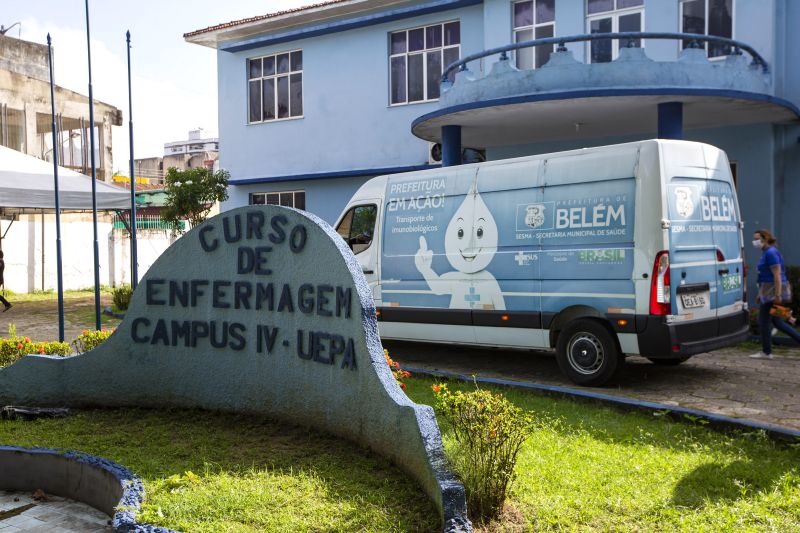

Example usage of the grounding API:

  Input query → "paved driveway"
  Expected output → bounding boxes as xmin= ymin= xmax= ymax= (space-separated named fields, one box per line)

xmin=385 ymin=340 xmax=800 ymax=431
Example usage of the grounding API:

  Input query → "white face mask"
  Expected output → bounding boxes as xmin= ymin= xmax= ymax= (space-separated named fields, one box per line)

xmin=752 ymin=239 xmax=763 ymax=249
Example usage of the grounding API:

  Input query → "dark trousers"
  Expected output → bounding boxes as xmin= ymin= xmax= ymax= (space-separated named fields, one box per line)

xmin=759 ymin=302 xmax=800 ymax=354
xmin=0 ymin=294 xmax=9 ymax=307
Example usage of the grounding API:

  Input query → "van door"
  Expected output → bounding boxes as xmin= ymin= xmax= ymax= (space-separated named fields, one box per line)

xmin=666 ymin=177 xmax=719 ymax=324
xmin=703 ymin=180 xmax=744 ymax=316
xmin=380 ymin=168 xmax=478 ymax=344
xmin=472 ymin=160 xmax=545 ymax=348
xmin=336 ymin=202 xmax=380 ymax=292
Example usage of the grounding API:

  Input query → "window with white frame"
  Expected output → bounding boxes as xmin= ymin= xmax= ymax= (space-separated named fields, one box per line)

xmin=389 ymin=21 xmax=460 ymax=105
xmin=249 ymin=190 xmax=306 ymax=210
xmin=512 ymin=0 xmax=555 ymax=70
xmin=247 ymin=50 xmax=303 ymax=123
xmin=680 ymin=0 xmax=733 ymax=58
xmin=586 ymin=0 xmax=644 ymax=63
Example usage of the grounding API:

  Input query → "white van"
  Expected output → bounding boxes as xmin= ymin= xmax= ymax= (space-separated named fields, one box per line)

xmin=334 ymin=140 xmax=749 ymax=385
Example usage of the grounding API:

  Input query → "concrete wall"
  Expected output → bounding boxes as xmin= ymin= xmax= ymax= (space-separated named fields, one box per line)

xmin=109 ymin=230 xmax=178 ymax=288
xmin=1 ymin=214 xmax=113 ymax=293
xmin=774 ymin=122 xmax=800 ymax=265
xmin=775 ymin=0 xmax=800 ymax=107
xmin=0 ymin=214 xmax=174 ymax=292
xmin=0 ymin=35 xmax=49 ymax=82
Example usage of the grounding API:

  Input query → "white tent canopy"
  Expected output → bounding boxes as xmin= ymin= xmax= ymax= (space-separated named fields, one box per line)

xmin=0 ymin=145 xmax=130 ymax=211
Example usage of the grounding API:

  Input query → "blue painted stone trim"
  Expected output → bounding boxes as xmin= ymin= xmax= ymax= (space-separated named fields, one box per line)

xmin=404 ymin=367 xmax=800 ymax=442
xmin=412 ymin=88 xmax=800 ymax=133
xmin=0 ymin=445 xmax=178 ymax=533
xmin=229 ymin=164 xmax=441 ymax=185
xmin=221 ymin=0 xmax=483 ymax=53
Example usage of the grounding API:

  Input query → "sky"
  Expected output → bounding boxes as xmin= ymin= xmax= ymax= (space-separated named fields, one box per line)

xmin=2 ymin=0 xmax=309 ymax=166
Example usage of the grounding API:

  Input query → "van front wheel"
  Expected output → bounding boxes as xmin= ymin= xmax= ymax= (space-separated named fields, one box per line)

xmin=556 ymin=319 xmax=623 ymax=386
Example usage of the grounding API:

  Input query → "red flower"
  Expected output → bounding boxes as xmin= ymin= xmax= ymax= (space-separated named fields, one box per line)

xmin=431 ymin=384 xmax=442 ymax=394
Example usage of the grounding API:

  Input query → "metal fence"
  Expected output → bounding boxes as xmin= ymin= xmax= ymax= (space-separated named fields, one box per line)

xmin=112 ymin=213 xmax=185 ymax=231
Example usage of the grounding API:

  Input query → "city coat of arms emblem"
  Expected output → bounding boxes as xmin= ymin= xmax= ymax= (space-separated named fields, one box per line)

xmin=525 ymin=204 xmax=545 ymax=228
xmin=674 ymin=187 xmax=694 ymax=218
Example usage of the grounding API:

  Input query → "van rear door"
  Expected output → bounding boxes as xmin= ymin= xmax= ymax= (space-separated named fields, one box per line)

xmin=664 ymin=145 xmax=742 ymax=323
xmin=701 ymin=145 xmax=744 ymax=317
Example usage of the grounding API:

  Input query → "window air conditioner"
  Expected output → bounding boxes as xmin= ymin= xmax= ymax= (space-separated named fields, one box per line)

xmin=428 ymin=142 xmax=442 ymax=165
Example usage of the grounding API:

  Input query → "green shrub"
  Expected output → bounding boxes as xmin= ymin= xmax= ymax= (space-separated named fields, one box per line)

xmin=72 ymin=328 xmax=115 ymax=354
xmin=0 ymin=324 xmax=71 ymax=367
xmin=431 ymin=383 xmax=540 ymax=522
xmin=112 ymin=284 xmax=134 ymax=311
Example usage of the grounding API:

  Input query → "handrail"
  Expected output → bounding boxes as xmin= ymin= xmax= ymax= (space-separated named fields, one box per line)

xmin=441 ymin=32 xmax=769 ymax=84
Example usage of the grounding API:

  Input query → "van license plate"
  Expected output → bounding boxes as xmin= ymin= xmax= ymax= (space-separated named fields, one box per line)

xmin=680 ymin=293 xmax=706 ymax=309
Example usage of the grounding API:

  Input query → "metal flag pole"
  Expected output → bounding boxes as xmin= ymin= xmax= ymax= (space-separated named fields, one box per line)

xmin=84 ymin=0 xmax=101 ymax=330
xmin=47 ymin=34 xmax=66 ymax=342
xmin=126 ymin=30 xmax=138 ymax=289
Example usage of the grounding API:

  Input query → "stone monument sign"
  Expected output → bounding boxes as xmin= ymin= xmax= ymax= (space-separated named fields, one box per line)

xmin=0 ymin=205 xmax=470 ymax=531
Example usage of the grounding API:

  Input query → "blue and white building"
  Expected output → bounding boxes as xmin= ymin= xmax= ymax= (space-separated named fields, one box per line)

xmin=186 ymin=0 xmax=800 ymax=276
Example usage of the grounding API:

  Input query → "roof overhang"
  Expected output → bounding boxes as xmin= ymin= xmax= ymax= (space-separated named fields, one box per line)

xmin=411 ymin=89 xmax=800 ymax=147
xmin=185 ymin=0 xmax=409 ymax=49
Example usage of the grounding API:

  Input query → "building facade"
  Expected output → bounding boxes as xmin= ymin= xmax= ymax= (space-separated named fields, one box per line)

xmin=0 ymin=34 xmax=121 ymax=182
xmin=132 ymin=128 xmax=219 ymax=184
xmin=0 ymin=34 xmax=131 ymax=293
xmin=186 ymin=0 xmax=800 ymax=277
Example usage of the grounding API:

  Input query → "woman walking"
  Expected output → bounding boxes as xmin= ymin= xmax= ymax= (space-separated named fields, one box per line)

xmin=750 ymin=229 xmax=800 ymax=359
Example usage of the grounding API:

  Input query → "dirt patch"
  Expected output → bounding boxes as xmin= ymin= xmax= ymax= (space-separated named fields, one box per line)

xmin=0 ymin=296 xmax=120 ymax=344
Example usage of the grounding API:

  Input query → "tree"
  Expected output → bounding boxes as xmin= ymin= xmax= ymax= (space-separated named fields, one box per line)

xmin=161 ymin=167 xmax=229 ymax=230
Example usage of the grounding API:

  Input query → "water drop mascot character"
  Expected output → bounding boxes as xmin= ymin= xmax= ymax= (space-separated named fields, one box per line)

xmin=414 ymin=181 xmax=506 ymax=310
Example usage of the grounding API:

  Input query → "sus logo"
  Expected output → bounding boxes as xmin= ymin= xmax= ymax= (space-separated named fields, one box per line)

xmin=674 ymin=187 xmax=694 ymax=218
xmin=525 ymin=204 xmax=545 ymax=229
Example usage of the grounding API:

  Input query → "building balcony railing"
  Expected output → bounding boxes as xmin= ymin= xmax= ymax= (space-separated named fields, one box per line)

xmin=438 ymin=32 xmax=772 ymax=108
xmin=412 ymin=32 xmax=797 ymax=151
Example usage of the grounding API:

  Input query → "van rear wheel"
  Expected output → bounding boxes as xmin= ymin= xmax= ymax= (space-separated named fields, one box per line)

xmin=556 ymin=319 xmax=623 ymax=386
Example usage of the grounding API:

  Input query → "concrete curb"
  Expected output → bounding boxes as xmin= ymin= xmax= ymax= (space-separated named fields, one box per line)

xmin=0 ymin=445 xmax=178 ymax=532
xmin=406 ymin=367 xmax=800 ymax=442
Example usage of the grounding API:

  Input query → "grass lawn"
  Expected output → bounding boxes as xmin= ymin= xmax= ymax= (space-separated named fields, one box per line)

xmin=406 ymin=376 xmax=800 ymax=532
xmin=0 ymin=408 xmax=438 ymax=533
xmin=0 ymin=375 xmax=798 ymax=532
xmin=3 ymin=287 xmax=114 ymax=303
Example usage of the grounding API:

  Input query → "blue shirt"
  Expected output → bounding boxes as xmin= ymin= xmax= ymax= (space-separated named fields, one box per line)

xmin=757 ymin=246 xmax=788 ymax=283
